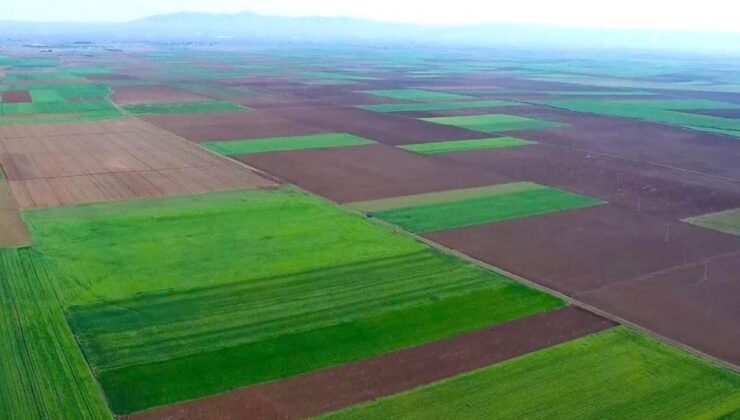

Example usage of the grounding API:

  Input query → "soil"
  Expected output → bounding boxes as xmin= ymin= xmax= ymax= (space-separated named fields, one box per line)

xmin=1 ymin=90 xmax=33 ymax=103
xmin=237 ymin=143 xmax=511 ymax=203
xmin=111 ymin=86 xmax=212 ymax=106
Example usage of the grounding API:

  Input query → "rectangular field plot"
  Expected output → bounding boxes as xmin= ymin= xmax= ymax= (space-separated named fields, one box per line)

xmin=365 ymin=182 xmax=603 ymax=233
xmin=422 ymin=114 xmax=568 ymax=133
xmin=203 ymin=133 xmax=375 ymax=155
xmin=362 ymin=89 xmax=476 ymax=102
xmin=684 ymin=208 xmax=740 ymax=236
xmin=359 ymin=100 xmax=517 ymax=113
xmin=399 ymin=137 xmax=533 ymax=154
xmin=123 ymin=101 xmax=245 ymax=115
xmin=21 ymin=188 xmax=563 ymax=414
xmin=320 ymin=327 xmax=740 ymax=420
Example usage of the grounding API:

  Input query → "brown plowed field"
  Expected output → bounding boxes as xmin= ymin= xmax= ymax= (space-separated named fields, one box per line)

xmin=126 ymin=307 xmax=614 ymax=420
xmin=434 ymin=144 xmax=740 ymax=219
xmin=427 ymin=204 xmax=740 ymax=294
xmin=0 ymin=120 xmax=276 ymax=208
xmin=237 ymin=143 xmax=511 ymax=203
xmin=510 ymin=111 xmax=740 ymax=180
xmin=271 ymin=106 xmax=492 ymax=145
xmin=578 ymin=252 xmax=740 ymax=365
xmin=143 ymin=111 xmax=329 ymax=142
xmin=111 ymin=86 xmax=212 ymax=105
xmin=0 ymin=177 xmax=30 ymax=247
xmin=1 ymin=90 xmax=32 ymax=103
xmin=427 ymin=204 xmax=740 ymax=362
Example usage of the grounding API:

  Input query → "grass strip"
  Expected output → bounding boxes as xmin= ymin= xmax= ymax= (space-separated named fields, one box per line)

xmin=684 ymin=208 xmax=740 ymax=236
xmin=359 ymin=100 xmax=517 ymax=113
xmin=399 ymin=137 xmax=533 ymax=154
xmin=422 ymin=114 xmax=568 ymax=132
xmin=203 ymin=133 xmax=375 ymax=155
xmin=320 ymin=327 xmax=740 ymax=419
xmin=372 ymin=186 xmax=603 ymax=233
xmin=349 ymin=182 xmax=543 ymax=212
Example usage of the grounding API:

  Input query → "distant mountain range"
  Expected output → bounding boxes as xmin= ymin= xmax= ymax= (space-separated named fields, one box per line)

xmin=2 ymin=11 xmax=740 ymax=54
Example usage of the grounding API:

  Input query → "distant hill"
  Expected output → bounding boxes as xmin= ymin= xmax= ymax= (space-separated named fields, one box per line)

xmin=2 ymin=11 xmax=740 ymax=54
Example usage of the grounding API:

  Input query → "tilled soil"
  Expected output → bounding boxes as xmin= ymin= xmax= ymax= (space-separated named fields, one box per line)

xmin=1 ymin=90 xmax=33 ymax=103
xmin=111 ymin=86 xmax=212 ymax=106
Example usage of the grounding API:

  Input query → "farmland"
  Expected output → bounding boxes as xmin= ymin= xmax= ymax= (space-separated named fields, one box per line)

xmin=0 ymin=43 xmax=738 ymax=419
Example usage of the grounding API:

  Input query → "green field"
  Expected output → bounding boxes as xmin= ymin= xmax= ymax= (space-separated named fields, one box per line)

xmin=399 ymin=137 xmax=533 ymax=154
xmin=540 ymin=98 xmax=740 ymax=138
xmin=422 ymin=114 xmax=568 ymax=132
xmin=362 ymin=89 xmax=476 ymax=102
xmin=20 ymin=188 xmax=563 ymax=413
xmin=123 ymin=101 xmax=245 ymax=115
xmin=684 ymin=208 xmax=740 ymax=236
xmin=203 ymin=133 xmax=375 ymax=155
xmin=0 ymin=248 xmax=112 ymax=419
xmin=321 ymin=327 xmax=740 ymax=419
xmin=370 ymin=183 xmax=603 ymax=233
xmin=359 ymin=100 xmax=517 ymax=113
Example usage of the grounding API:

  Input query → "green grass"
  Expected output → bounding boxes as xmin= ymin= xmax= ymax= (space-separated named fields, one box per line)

xmin=321 ymin=327 xmax=740 ymax=419
xmin=21 ymin=187 xmax=562 ymax=414
xmin=203 ymin=133 xmax=375 ymax=155
xmin=422 ymin=114 xmax=568 ymax=132
xmin=123 ymin=101 xmax=245 ymax=115
xmin=30 ymin=89 xmax=66 ymax=103
xmin=399 ymin=137 xmax=533 ymax=154
xmin=349 ymin=182 xmax=543 ymax=212
xmin=684 ymin=208 xmax=740 ymax=236
xmin=371 ymin=184 xmax=604 ymax=233
xmin=359 ymin=100 xmax=517 ymax=113
xmin=540 ymin=99 xmax=740 ymax=138
xmin=362 ymin=89 xmax=476 ymax=102
xmin=0 ymin=248 xmax=112 ymax=419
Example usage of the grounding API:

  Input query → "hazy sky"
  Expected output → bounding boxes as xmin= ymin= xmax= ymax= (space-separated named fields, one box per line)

xmin=6 ymin=0 xmax=740 ymax=32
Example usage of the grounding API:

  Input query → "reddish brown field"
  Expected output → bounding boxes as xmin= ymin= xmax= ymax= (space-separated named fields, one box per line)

xmin=126 ymin=307 xmax=613 ymax=420
xmin=0 ymin=120 xmax=276 ymax=208
xmin=427 ymin=204 xmax=740 ymax=362
xmin=1 ymin=90 xmax=33 ymax=103
xmin=237 ymin=143 xmax=511 ymax=203
xmin=143 ymin=111 xmax=329 ymax=142
xmin=111 ymin=86 xmax=212 ymax=105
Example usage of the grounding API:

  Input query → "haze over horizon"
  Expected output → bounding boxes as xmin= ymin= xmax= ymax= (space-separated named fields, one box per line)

xmin=5 ymin=0 xmax=740 ymax=33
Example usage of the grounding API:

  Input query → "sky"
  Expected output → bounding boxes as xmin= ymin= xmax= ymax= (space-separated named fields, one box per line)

xmin=5 ymin=0 xmax=740 ymax=33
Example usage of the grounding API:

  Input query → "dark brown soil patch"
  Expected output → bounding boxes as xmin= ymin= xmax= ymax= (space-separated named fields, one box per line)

xmin=427 ymin=204 xmax=740 ymax=295
xmin=434 ymin=144 xmax=740 ymax=219
xmin=270 ymin=106 xmax=492 ymax=145
xmin=578 ymin=252 xmax=740 ymax=365
xmin=237 ymin=143 xmax=511 ymax=203
xmin=143 ymin=111 xmax=329 ymax=142
xmin=111 ymin=86 xmax=211 ymax=105
xmin=126 ymin=307 xmax=614 ymax=420
xmin=1 ymin=90 xmax=32 ymax=103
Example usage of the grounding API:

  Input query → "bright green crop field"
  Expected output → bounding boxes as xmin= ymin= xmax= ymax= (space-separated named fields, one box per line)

xmin=321 ymin=327 xmax=740 ymax=419
xmin=363 ymin=89 xmax=476 ymax=102
xmin=399 ymin=137 xmax=533 ymax=154
xmin=203 ymin=133 xmax=375 ymax=155
xmin=359 ymin=100 xmax=517 ymax=113
xmin=370 ymin=183 xmax=603 ymax=233
xmin=20 ymin=187 xmax=563 ymax=414
xmin=684 ymin=208 xmax=740 ymax=236
xmin=422 ymin=114 xmax=568 ymax=132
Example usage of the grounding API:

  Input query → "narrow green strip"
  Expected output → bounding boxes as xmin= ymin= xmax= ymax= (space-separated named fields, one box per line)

xmin=359 ymin=100 xmax=517 ymax=113
xmin=422 ymin=114 xmax=567 ymax=133
xmin=684 ymin=208 xmax=740 ymax=236
xmin=372 ymin=187 xmax=604 ymax=233
xmin=362 ymin=89 xmax=476 ymax=102
xmin=320 ymin=327 xmax=740 ymax=419
xmin=203 ymin=133 xmax=375 ymax=155
xmin=349 ymin=182 xmax=544 ymax=213
xmin=400 ymin=137 xmax=533 ymax=154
